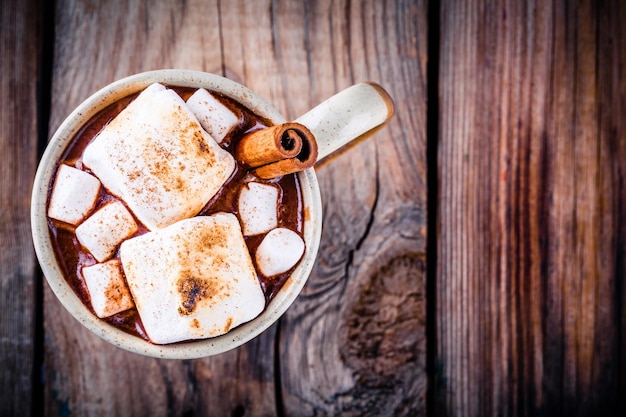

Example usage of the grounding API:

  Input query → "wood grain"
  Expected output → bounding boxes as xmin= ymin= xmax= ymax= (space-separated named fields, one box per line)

xmin=436 ymin=0 xmax=626 ymax=415
xmin=599 ymin=0 xmax=626 ymax=413
xmin=0 ymin=1 xmax=43 ymax=415
xmin=260 ymin=0 xmax=429 ymax=415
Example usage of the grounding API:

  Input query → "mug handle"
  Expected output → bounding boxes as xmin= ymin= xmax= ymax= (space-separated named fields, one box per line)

xmin=294 ymin=82 xmax=395 ymax=166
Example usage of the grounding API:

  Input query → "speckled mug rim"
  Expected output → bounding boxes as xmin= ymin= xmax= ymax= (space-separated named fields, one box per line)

xmin=31 ymin=70 xmax=322 ymax=359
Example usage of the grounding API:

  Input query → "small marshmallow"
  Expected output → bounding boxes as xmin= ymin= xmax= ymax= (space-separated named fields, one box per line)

xmin=82 ymin=259 xmax=134 ymax=318
xmin=238 ymin=182 xmax=279 ymax=236
xmin=186 ymin=88 xmax=239 ymax=144
xmin=76 ymin=201 xmax=138 ymax=262
xmin=255 ymin=228 xmax=305 ymax=276
xmin=48 ymin=164 xmax=100 ymax=225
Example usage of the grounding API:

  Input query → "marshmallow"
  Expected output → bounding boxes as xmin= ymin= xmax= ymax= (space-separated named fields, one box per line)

xmin=238 ymin=182 xmax=279 ymax=236
xmin=119 ymin=213 xmax=265 ymax=344
xmin=82 ymin=83 xmax=235 ymax=230
xmin=82 ymin=259 xmax=134 ymax=318
xmin=186 ymin=88 xmax=239 ymax=144
xmin=255 ymin=228 xmax=305 ymax=276
xmin=48 ymin=164 xmax=100 ymax=225
xmin=76 ymin=201 xmax=138 ymax=262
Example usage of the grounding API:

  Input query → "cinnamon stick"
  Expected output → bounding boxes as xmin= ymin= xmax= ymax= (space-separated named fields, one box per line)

xmin=235 ymin=122 xmax=306 ymax=168
xmin=235 ymin=122 xmax=318 ymax=179
xmin=252 ymin=128 xmax=318 ymax=179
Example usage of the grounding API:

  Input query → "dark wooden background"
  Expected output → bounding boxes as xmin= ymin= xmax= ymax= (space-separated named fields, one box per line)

xmin=1 ymin=0 xmax=624 ymax=416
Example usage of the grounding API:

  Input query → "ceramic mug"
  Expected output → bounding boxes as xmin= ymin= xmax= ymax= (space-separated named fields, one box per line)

xmin=31 ymin=69 xmax=393 ymax=359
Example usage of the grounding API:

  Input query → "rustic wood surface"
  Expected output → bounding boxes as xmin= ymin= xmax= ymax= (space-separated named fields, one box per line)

xmin=436 ymin=0 xmax=626 ymax=416
xmin=1 ymin=0 xmax=625 ymax=416
xmin=0 ymin=1 xmax=43 ymax=416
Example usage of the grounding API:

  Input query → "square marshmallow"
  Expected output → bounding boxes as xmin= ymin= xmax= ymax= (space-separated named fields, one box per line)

xmin=119 ymin=213 xmax=265 ymax=344
xmin=238 ymin=182 xmax=279 ymax=236
xmin=76 ymin=200 xmax=138 ymax=262
xmin=82 ymin=259 xmax=134 ymax=318
xmin=82 ymin=83 xmax=235 ymax=230
xmin=48 ymin=164 xmax=101 ymax=225
xmin=186 ymin=88 xmax=239 ymax=144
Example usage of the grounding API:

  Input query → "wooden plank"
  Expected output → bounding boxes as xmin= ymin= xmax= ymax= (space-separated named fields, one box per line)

xmin=598 ymin=0 xmax=626 ymax=413
xmin=0 ymin=0 xmax=43 ymax=415
xmin=225 ymin=0 xmax=429 ymax=415
xmin=44 ymin=1 xmax=277 ymax=416
xmin=436 ymin=0 xmax=626 ymax=415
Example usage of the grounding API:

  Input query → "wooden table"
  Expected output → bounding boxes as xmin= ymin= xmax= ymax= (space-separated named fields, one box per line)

xmin=1 ymin=0 xmax=624 ymax=415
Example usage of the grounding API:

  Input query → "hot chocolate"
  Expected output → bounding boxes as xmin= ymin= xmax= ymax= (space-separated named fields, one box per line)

xmin=47 ymin=84 xmax=305 ymax=344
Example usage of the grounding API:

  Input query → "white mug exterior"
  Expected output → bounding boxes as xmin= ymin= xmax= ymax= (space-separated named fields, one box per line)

xmin=31 ymin=70 xmax=322 ymax=359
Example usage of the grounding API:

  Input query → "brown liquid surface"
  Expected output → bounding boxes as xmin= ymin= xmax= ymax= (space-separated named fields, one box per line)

xmin=48 ymin=86 xmax=304 ymax=342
